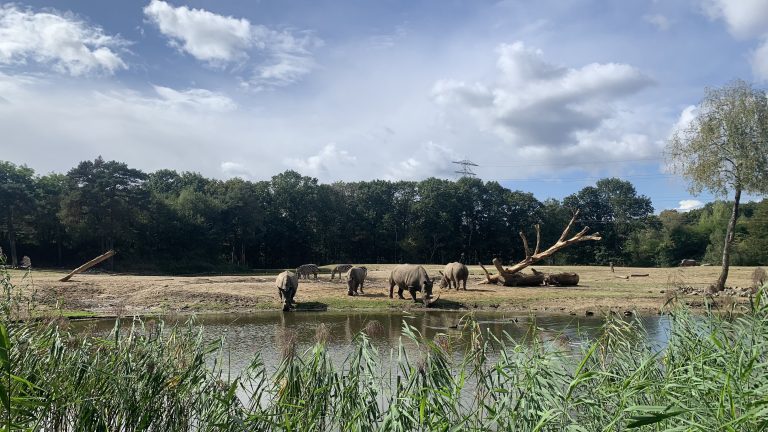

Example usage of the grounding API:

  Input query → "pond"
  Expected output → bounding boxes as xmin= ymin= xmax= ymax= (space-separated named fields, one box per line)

xmin=74 ymin=311 xmax=672 ymax=376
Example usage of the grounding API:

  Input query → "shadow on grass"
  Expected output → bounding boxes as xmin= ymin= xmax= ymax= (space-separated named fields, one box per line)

xmin=360 ymin=293 xmax=389 ymax=299
xmin=427 ymin=298 xmax=467 ymax=310
xmin=444 ymin=287 xmax=496 ymax=293
xmin=295 ymin=302 xmax=328 ymax=312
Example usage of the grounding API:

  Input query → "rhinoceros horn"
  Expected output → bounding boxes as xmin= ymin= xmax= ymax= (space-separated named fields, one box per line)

xmin=424 ymin=294 xmax=440 ymax=307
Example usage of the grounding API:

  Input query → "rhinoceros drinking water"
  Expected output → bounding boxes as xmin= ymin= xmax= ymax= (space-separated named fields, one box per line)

xmin=276 ymin=271 xmax=298 ymax=312
xmin=388 ymin=264 xmax=439 ymax=306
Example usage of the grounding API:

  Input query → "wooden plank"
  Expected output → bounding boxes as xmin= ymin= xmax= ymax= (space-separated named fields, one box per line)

xmin=59 ymin=250 xmax=116 ymax=282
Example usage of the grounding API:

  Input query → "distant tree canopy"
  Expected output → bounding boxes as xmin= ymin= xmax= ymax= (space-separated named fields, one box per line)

xmin=0 ymin=158 xmax=766 ymax=273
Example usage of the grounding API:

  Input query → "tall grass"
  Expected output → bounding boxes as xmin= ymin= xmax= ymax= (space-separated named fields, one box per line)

xmin=2 ymin=258 xmax=768 ymax=430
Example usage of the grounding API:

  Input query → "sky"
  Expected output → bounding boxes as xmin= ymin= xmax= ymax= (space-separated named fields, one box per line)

xmin=0 ymin=0 xmax=766 ymax=212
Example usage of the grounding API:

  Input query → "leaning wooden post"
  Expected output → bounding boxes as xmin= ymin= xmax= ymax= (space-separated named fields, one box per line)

xmin=59 ymin=250 xmax=116 ymax=282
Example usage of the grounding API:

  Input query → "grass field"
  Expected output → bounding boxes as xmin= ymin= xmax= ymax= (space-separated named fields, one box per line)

xmin=6 ymin=264 xmax=762 ymax=317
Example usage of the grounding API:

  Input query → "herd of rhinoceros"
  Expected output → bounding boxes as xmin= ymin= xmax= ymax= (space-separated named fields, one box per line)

xmin=275 ymin=262 xmax=469 ymax=311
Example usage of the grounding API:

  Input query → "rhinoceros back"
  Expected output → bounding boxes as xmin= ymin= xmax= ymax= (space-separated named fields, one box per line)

xmin=390 ymin=264 xmax=429 ymax=288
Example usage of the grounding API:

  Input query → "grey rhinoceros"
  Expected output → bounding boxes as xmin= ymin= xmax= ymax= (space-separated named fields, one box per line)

xmin=439 ymin=262 xmax=468 ymax=290
xmin=276 ymin=271 xmax=299 ymax=312
xmin=346 ymin=266 xmax=368 ymax=296
xmin=388 ymin=264 xmax=439 ymax=306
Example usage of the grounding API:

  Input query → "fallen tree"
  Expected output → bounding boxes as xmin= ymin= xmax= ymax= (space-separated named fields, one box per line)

xmin=59 ymin=250 xmax=116 ymax=282
xmin=479 ymin=210 xmax=601 ymax=287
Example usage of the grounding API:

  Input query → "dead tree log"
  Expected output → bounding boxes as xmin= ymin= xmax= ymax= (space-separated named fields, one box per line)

xmin=59 ymin=250 xmax=116 ymax=282
xmin=480 ymin=210 xmax=601 ymax=287
xmin=544 ymin=273 xmax=580 ymax=286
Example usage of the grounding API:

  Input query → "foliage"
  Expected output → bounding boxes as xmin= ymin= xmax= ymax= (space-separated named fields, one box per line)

xmin=2 ymin=157 xmax=768 ymax=271
xmin=667 ymin=79 xmax=768 ymax=198
xmin=668 ymin=79 xmax=768 ymax=289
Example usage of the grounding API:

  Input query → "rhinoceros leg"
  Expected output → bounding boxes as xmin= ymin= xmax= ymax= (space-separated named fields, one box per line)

xmin=408 ymin=288 xmax=419 ymax=303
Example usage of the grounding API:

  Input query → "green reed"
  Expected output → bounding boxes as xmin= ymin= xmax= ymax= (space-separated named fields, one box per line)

xmin=1 ymin=258 xmax=767 ymax=431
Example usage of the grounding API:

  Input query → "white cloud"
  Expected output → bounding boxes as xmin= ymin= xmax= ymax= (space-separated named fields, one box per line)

xmin=220 ymin=161 xmax=250 ymax=179
xmin=250 ymin=28 xmax=321 ymax=88
xmin=0 ymin=4 xmax=127 ymax=76
xmin=144 ymin=0 xmax=321 ymax=87
xmin=677 ymin=199 xmax=705 ymax=212
xmin=143 ymin=0 xmax=251 ymax=63
xmin=432 ymin=41 xmax=653 ymax=149
xmin=701 ymin=0 xmax=768 ymax=38
xmin=752 ymin=38 xmax=768 ymax=79
xmin=153 ymin=85 xmax=236 ymax=112
xmin=670 ymin=105 xmax=698 ymax=136
xmin=700 ymin=0 xmax=768 ymax=80
xmin=284 ymin=144 xmax=357 ymax=176
xmin=386 ymin=141 xmax=460 ymax=180
xmin=644 ymin=14 xmax=672 ymax=31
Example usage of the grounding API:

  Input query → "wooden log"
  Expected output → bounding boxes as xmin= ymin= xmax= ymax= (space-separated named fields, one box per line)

xmin=59 ymin=250 xmax=116 ymax=282
xmin=499 ymin=272 xmax=545 ymax=287
xmin=544 ymin=272 xmax=580 ymax=286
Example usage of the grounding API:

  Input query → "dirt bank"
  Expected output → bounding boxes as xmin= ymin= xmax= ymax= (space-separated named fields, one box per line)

xmin=7 ymin=264 xmax=761 ymax=317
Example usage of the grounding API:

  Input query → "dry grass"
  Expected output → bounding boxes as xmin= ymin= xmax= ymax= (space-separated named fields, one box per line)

xmin=7 ymin=264 xmax=759 ymax=316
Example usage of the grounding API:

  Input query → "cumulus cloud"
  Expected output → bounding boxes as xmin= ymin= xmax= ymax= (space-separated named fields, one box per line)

xmin=0 ymin=4 xmax=127 ymax=76
xmin=677 ymin=199 xmax=705 ymax=212
xmin=143 ymin=0 xmax=250 ymax=63
xmin=284 ymin=144 xmax=357 ymax=176
xmin=386 ymin=142 xmax=460 ymax=180
xmin=153 ymin=85 xmax=236 ymax=112
xmin=670 ymin=105 xmax=698 ymax=135
xmin=700 ymin=0 xmax=768 ymax=80
xmin=143 ymin=0 xmax=320 ymax=87
xmin=432 ymin=41 xmax=653 ymax=149
xmin=220 ymin=161 xmax=250 ymax=179
xmin=701 ymin=0 xmax=768 ymax=38
xmin=644 ymin=14 xmax=672 ymax=31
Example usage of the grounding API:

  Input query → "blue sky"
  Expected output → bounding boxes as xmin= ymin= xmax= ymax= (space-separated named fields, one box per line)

xmin=0 ymin=0 xmax=765 ymax=212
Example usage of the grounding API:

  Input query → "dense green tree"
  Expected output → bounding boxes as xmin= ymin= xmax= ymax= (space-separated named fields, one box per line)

xmin=668 ymin=80 xmax=768 ymax=289
xmin=59 ymin=157 xmax=148 ymax=263
xmin=33 ymin=174 xmax=68 ymax=266
xmin=0 ymin=162 xmax=36 ymax=266
xmin=563 ymin=178 xmax=653 ymax=264
xmin=2 ymin=156 xmax=766 ymax=272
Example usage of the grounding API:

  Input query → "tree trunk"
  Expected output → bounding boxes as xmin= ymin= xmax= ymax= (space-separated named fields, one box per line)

xmin=59 ymin=250 xmax=116 ymax=282
xmin=8 ymin=207 xmax=17 ymax=268
xmin=716 ymin=187 xmax=741 ymax=291
xmin=56 ymin=225 xmax=62 ymax=266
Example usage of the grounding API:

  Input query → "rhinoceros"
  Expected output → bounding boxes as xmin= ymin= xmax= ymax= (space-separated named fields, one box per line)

xmin=388 ymin=264 xmax=438 ymax=306
xmin=439 ymin=262 xmax=468 ymax=290
xmin=346 ymin=266 xmax=368 ymax=296
xmin=276 ymin=271 xmax=299 ymax=312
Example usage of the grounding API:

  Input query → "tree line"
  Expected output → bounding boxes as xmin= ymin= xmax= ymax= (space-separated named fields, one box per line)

xmin=0 ymin=157 xmax=765 ymax=272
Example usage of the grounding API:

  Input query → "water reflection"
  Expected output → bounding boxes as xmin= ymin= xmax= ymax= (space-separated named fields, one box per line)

xmin=74 ymin=311 xmax=671 ymax=376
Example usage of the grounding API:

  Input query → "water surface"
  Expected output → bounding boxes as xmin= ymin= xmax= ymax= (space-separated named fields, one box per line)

xmin=75 ymin=311 xmax=671 ymax=376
